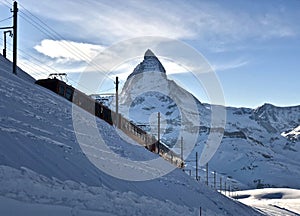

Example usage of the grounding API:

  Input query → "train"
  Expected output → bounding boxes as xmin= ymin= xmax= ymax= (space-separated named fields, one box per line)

xmin=35 ymin=76 xmax=184 ymax=168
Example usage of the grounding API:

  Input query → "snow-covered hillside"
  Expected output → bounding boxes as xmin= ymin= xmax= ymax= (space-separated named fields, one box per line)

xmin=115 ymin=49 xmax=300 ymax=190
xmin=234 ymin=188 xmax=300 ymax=215
xmin=0 ymin=54 xmax=263 ymax=215
xmin=207 ymin=104 xmax=300 ymax=189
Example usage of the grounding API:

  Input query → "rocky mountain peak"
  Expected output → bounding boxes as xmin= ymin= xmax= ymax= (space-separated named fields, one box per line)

xmin=254 ymin=103 xmax=275 ymax=113
xmin=127 ymin=49 xmax=166 ymax=80
xmin=144 ymin=49 xmax=156 ymax=59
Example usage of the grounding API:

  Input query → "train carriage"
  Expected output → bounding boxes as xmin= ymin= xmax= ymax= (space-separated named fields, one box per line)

xmin=35 ymin=76 xmax=184 ymax=168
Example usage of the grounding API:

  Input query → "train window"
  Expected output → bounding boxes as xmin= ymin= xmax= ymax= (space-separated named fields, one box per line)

xmin=66 ymin=88 xmax=73 ymax=100
xmin=58 ymin=85 xmax=65 ymax=96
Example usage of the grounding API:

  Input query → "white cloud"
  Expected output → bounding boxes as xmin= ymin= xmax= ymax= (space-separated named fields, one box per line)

xmin=34 ymin=39 xmax=105 ymax=62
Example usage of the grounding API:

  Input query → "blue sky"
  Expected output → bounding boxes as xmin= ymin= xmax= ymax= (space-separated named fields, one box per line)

xmin=0 ymin=0 xmax=299 ymax=108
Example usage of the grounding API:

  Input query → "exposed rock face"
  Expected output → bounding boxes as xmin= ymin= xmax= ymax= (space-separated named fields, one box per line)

xmin=127 ymin=49 xmax=166 ymax=80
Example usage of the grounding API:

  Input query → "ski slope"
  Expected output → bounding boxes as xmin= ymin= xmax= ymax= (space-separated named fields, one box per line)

xmin=0 ymin=54 xmax=263 ymax=215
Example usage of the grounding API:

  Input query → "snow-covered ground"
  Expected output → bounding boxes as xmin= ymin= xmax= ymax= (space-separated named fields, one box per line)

xmin=0 ymin=165 xmax=198 ymax=216
xmin=0 ymin=55 xmax=264 ymax=215
xmin=233 ymin=188 xmax=300 ymax=216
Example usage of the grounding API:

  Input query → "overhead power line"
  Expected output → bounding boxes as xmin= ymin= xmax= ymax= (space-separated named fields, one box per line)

xmin=17 ymin=2 xmax=114 ymax=82
xmin=0 ymin=15 xmax=13 ymax=23
xmin=1 ymin=0 xmax=117 ymax=93
xmin=3 ymin=38 xmax=95 ymax=93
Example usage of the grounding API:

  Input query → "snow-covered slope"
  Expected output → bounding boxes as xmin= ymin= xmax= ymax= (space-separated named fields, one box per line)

xmin=0 ymin=54 xmax=35 ymax=83
xmin=115 ymin=50 xmax=300 ymax=190
xmin=234 ymin=188 xmax=300 ymax=215
xmin=207 ymin=104 xmax=300 ymax=189
xmin=0 ymin=54 xmax=262 ymax=215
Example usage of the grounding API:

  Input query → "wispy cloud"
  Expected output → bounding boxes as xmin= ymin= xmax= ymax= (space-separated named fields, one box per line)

xmin=20 ymin=0 xmax=298 ymax=80
xmin=32 ymin=38 xmax=249 ymax=80
xmin=21 ymin=0 xmax=299 ymax=48
xmin=212 ymin=59 xmax=249 ymax=72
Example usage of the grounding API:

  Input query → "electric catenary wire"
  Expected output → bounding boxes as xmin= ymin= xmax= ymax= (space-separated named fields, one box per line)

xmin=5 ymin=0 xmax=119 ymax=93
xmin=17 ymin=2 xmax=114 ymax=82
xmin=2 ymin=0 xmax=111 ymax=76
xmin=0 ymin=15 xmax=12 ymax=23
xmin=3 ymin=36 xmax=94 ymax=93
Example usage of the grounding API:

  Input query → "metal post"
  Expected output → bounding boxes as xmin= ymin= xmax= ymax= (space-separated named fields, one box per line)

xmin=220 ymin=177 xmax=222 ymax=193
xmin=180 ymin=136 xmax=183 ymax=162
xmin=115 ymin=76 xmax=119 ymax=127
xmin=3 ymin=30 xmax=12 ymax=58
xmin=206 ymin=163 xmax=209 ymax=186
xmin=224 ymin=179 xmax=227 ymax=196
xmin=214 ymin=171 xmax=216 ymax=190
xmin=157 ymin=112 xmax=160 ymax=154
xmin=12 ymin=1 xmax=18 ymax=75
xmin=3 ymin=31 xmax=7 ymax=58
xmin=195 ymin=152 xmax=198 ymax=181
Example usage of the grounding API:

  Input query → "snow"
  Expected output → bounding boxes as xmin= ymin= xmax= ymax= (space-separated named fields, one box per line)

xmin=0 ymin=53 xmax=263 ymax=215
xmin=112 ymin=49 xmax=300 ymax=190
xmin=281 ymin=125 xmax=300 ymax=141
xmin=206 ymin=105 xmax=300 ymax=189
xmin=0 ymin=165 xmax=196 ymax=216
xmin=0 ymin=196 xmax=109 ymax=216
xmin=233 ymin=188 xmax=300 ymax=216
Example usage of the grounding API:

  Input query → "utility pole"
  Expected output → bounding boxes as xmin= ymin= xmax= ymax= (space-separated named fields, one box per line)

xmin=224 ymin=179 xmax=227 ymax=196
xmin=206 ymin=163 xmax=209 ymax=186
xmin=157 ymin=112 xmax=160 ymax=154
xmin=115 ymin=76 xmax=119 ymax=127
xmin=213 ymin=171 xmax=216 ymax=190
xmin=12 ymin=1 xmax=18 ymax=75
xmin=220 ymin=177 xmax=222 ymax=194
xmin=195 ymin=152 xmax=198 ymax=181
xmin=1 ymin=1 xmax=17 ymax=71
xmin=180 ymin=136 xmax=183 ymax=162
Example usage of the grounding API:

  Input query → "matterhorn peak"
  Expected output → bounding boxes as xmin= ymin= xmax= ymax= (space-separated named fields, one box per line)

xmin=144 ymin=49 xmax=156 ymax=59
xmin=127 ymin=49 xmax=166 ymax=80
